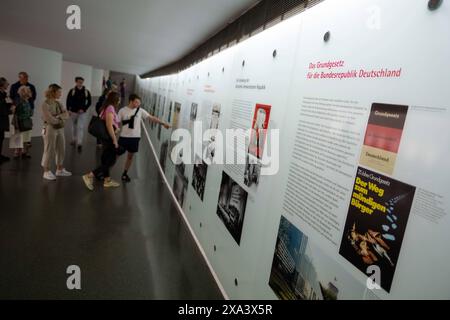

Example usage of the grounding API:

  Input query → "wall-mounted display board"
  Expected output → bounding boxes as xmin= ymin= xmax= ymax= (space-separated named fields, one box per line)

xmin=136 ymin=0 xmax=450 ymax=300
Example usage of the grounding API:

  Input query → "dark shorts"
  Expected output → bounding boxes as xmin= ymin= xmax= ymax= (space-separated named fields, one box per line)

xmin=118 ymin=137 xmax=140 ymax=154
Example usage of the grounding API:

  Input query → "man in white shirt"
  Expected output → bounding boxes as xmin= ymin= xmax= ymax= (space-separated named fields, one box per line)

xmin=118 ymin=94 xmax=170 ymax=182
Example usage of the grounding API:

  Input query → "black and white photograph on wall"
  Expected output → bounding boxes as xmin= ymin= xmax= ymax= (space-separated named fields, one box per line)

xmin=151 ymin=95 xmax=159 ymax=130
xmin=157 ymin=119 xmax=163 ymax=140
xmin=244 ymin=153 xmax=262 ymax=189
xmin=157 ymin=98 xmax=166 ymax=139
xmin=154 ymin=97 xmax=162 ymax=130
xmin=192 ymin=157 xmax=208 ymax=201
xmin=168 ymin=101 xmax=173 ymax=123
xmin=173 ymin=162 xmax=189 ymax=208
xmin=160 ymin=141 xmax=169 ymax=173
xmin=216 ymin=172 xmax=248 ymax=245
xmin=143 ymin=94 xmax=150 ymax=113
xmin=269 ymin=216 xmax=365 ymax=300
xmin=173 ymin=102 xmax=181 ymax=130
xmin=190 ymin=102 xmax=198 ymax=122
xmin=210 ymin=103 xmax=221 ymax=130
xmin=203 ymin=136 xmax=216 ymax=165
xmin=160 ymin=97 xmax=166 ymax=118
xmin=169 ymin=102 xmax=183 ymax=161
xmin=152 ymin=93 xmax=157 ymax=113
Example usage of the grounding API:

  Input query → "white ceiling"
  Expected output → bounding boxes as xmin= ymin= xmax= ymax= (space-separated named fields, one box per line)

xmin=0 ymin=0 xmax=258 ymax=75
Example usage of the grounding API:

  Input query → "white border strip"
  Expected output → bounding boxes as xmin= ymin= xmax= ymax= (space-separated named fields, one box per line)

xmin=142 ymin=123 xmax=229 ymax=300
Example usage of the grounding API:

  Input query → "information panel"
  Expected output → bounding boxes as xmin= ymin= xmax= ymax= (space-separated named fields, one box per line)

xmin=136 ymin=0 xmax=450 ymax=300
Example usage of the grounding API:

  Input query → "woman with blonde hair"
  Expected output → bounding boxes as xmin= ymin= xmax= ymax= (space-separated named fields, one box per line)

xmin=10 ymin=85 xmax=33 ymax=159
xmin=41 ymin=84 xmax=72 ymax=181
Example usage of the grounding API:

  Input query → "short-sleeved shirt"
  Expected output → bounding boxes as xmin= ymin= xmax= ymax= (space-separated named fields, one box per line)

xmin=118 ymin=106 xmax=150 ymax=138
xmin=101 ymin=105 xmax=120 ymax=129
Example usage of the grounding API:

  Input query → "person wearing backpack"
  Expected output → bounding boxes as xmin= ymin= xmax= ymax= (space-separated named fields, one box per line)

xmin=67 ymin=77 xmax=92 ymax=152
xmin=118 ymin=94 xmax=170 ymax=182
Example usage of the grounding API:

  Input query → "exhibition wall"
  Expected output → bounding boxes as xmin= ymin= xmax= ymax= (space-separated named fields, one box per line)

xmin=136 ymin=0 xmax=450 ymax=300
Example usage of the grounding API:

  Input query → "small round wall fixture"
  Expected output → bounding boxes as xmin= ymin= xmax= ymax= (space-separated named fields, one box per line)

xmin=428 ymin=0 xmax=443 ymax=10
xmin=324 ymin=31 xmax=331 ymax=42
xmin=273 ymin=50 xmax=277 ymax=58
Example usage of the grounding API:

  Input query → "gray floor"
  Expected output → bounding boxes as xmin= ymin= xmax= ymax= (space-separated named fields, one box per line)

xmin=0 ymin=122 xmax=223 ymax=299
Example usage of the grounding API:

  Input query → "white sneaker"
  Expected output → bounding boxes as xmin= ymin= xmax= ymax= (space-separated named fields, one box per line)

xmin=43 ymin=171 xmax=57 ymax=181
xmin=56 ymin=169 xmax=72 ymax=177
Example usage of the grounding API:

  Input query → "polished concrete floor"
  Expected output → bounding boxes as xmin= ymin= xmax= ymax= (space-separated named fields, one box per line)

xmin=0 ymin=124 xmax=223 ymax=299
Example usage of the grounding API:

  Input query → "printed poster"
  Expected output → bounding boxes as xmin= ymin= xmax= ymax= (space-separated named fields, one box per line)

xmin=339 ymin=167 xmax=416 ymax=292
xmin=360 ymin=103 xmax=408 ymax=175
xmin=248 ymin=104 xmax=272 ymax=160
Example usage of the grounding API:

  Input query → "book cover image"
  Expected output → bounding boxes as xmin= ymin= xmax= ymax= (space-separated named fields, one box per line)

xmin=360 ymin=103 xmax=409 ymax=175
xmin=339 ymin=167 xmax=416 ymax=293
xmin=248 ymin=104 xmax=271 ymax=160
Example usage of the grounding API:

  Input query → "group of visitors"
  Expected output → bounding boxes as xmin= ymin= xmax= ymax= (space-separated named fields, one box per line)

xmin=0 ymin=72 xmax=171 ymax=190
xmin=0 ymin=72 xmax=35 ymax=162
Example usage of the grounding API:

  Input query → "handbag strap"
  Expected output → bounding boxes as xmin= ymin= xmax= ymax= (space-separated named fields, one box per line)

xmin=55 ymin=101 xmax=63 ymax=115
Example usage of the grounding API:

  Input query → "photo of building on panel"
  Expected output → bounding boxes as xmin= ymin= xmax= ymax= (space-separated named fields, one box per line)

xmin=216 ymin=172 xmax=248 ymax=245
xmin=269 ymin=216 xmax=365 ymax=300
